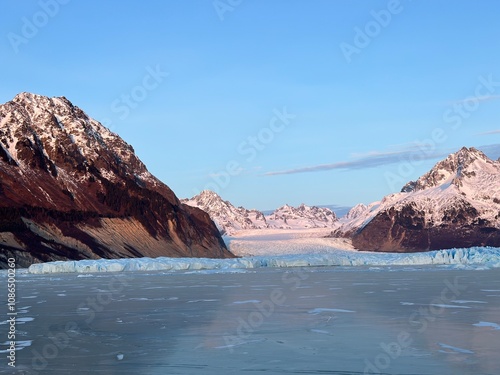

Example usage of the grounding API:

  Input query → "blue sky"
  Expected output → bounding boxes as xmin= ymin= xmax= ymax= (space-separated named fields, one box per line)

xmin=1 ymin=0 xmax=500 ymax=210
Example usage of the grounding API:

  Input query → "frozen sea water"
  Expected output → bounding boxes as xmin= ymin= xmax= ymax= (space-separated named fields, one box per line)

xmin=1 ymin=265 xmax=499 ymax=374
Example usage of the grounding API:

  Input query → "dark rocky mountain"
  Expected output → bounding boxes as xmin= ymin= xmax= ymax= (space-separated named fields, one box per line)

xmin=0 ymin=93 xmax=232 ymax=268
xmin=334 ymin=147 xmax=500 ymax=252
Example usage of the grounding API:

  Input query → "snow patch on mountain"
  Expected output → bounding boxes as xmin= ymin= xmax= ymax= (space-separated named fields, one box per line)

xmin=344 ymin=203 xmax=369 ymax=220
xmin=0 ymin=92 xmax=158 ymax=187
xmin=266 ymin=203 xmax=337 ymax=229
xmin=334 ymin=147 xmax=500 ymax=238
xmin=181 ymin=190 xmax=268 ymax=234
xmin=182 ymin=191 xmax=338 ymax=235
xmin=0 ymin=92 xmax=231 ymax=267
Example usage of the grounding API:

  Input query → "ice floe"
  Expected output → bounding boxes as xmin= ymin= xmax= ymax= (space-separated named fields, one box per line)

xmin=438 ymin=343 xmax=474 ymax=354
xmin=473 ymin=321 xmax=500 ymax=330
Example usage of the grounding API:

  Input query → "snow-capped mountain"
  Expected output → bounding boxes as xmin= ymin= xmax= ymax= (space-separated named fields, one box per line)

xmin=334 ymin=147 xmax=500 ymax=251
xmin=181 ymin=190 xmax=268 ymax=235
xmin=183 ymin=191 xmax=337 ymax=235
xmin=266 ymin=203 xmax=337 ymax=229
xmin=344 ymin=203 xmax=368 ymax=221
xmin=320 ymin=204 xmax=352 ymax=218
xmin=0 ymin=93 xmax=231 ymax=268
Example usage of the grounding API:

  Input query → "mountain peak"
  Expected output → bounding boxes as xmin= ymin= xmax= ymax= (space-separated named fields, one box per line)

xmin=401 ymin=146 xmax=493 ymax=193
xmin=183 ymin=192 xmax=338 ymax=234
xmin=182 ymin=191 xmax=268 ymax=235
xmin=199 ymin=190 xmax=221 ymax=199
xmin=12 ymin=92 xmax=73 ymax=111
xmin=0 ymin=93 xmax=231 ymax=267
xmin=454 ymin=146 xmax=488 ymax=165
xmin=345 ymin=203 xmax=368 ymax=220
xmin=334 ymin=147 xmax=500 ymax=252
xmin=14 ymin=91 xmax=51 ymax=102
xmin=0 ymin=92 xmax=151 ymax=186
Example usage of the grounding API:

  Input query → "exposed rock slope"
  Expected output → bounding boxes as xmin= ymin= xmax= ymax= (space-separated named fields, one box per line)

xmin=334 ymin=147 xmax=500 ymax=251
xmin=0 ymin=93 xmax=231 ymax=268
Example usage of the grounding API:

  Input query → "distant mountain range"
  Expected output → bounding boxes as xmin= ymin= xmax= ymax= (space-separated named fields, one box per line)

xmin=182 ymin=190 xmax=338 ymax=235
xmin=0 ymin=93 xmax=231 ymax=268
xmin=316 ymin=204 xmax=352 ymax=218
xmin=184 ymin=147 xmax=500 ymax=252
xmin=1 ymin=93 xmax=499 ymax=265
xmin=259 ymin=204 xmax=351 ymax=217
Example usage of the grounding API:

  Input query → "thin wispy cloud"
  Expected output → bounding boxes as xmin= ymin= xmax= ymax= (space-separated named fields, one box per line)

xmin=265 ymin=145 xmax=449 ymax=176
xmin=476 ymin=129 xmax=500 ymax=136
xmin=265 ymin=143 xmax=500 ymax=176
xmin=453 ymin=95 xmax=500 ymax=105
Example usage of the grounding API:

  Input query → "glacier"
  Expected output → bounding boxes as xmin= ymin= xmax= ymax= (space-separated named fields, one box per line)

xmin=26 ymin=246 xmax=500 ymax=274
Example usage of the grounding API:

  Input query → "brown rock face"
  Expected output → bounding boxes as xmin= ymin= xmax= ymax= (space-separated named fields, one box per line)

xmin=0 ymin=93 xmax=232 ymax=268
xmin=348 ymin=148 xmax=500 ymax=252
xmin=351 ymin=201 xmax=500 ymax=252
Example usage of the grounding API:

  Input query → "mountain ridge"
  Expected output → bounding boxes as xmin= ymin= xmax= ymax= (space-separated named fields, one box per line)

xmin=2 ymin=93 xmax=498 ymax=260
xmin=333 ymin=147 xmax=500 ymax=251
xmin=182 ymin=190 xmax=337 ymax=235
xmin=0 ymin=93 xmax=232 ymax=268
